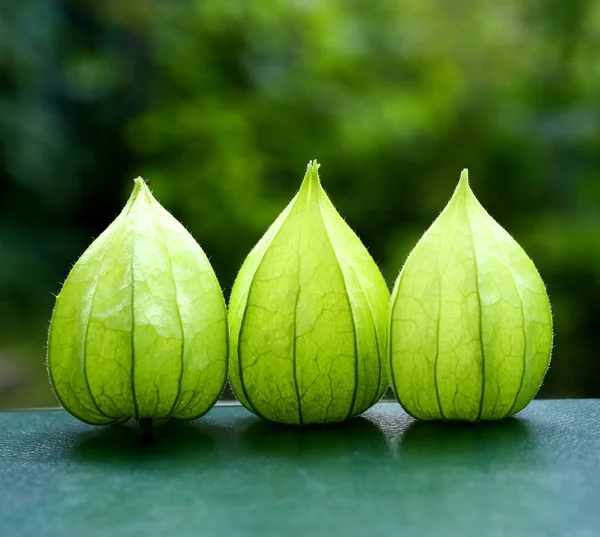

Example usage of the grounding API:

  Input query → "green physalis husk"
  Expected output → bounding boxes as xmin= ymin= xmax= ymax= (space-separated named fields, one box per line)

xmin=47 ymin=178 xmax=228 ymax=426
xmin=229 ymin=161 xmax=390 ymax=425
xmin=389 ymin=170 xmax=553 ymax=421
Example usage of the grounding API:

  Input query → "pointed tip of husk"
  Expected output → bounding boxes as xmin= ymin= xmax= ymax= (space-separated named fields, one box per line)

xmin=457 ymin=168 xmax=470 ymax=192
xmin=131 ymin=177 xmax=148 ymax=196
xmin=124 ymin=177 xmax=153 ymax=213
xmin=450 ymin=168 xmax=472 ymax=201
xmin=306 ymin=159 xmax=321 ymax=184
xmin=133 ymin=176 xmax=152 ymax=190
xmin=307 ymin=159 xmax=321 ymax=173
xmin=299 ymin=159 xmax=322 ymax=197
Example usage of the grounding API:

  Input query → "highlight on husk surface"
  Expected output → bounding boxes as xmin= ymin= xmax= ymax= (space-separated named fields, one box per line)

xmin=389 ymin=169 xmax=553 ymax=421
xmin=47 ymin=178 xmax=228 ymax=426
xmin=228 ymin=160 xmax=390 ymax=425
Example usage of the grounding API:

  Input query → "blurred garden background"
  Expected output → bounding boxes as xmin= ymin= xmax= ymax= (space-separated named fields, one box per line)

xmin=1 ymin=0 xmax=599 ymax=409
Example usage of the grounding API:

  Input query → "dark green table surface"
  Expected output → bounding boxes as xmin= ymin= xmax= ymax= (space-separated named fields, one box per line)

xmin=1 ymin=400 xmax=599 ymax=537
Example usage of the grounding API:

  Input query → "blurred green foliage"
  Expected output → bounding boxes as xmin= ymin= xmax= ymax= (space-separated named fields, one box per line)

xmin=1 ymin=0 xmax=599 ymax=408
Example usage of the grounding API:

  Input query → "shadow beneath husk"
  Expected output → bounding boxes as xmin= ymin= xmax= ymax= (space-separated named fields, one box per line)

xmin=72 ymin=419 xmax=219 ymax=464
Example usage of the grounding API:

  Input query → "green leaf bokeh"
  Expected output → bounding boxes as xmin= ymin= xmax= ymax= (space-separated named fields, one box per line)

xmin=1 ymin=0 xmax=599 ymax=407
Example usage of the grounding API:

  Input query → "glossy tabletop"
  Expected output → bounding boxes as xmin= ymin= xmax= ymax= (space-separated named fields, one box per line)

xmin=1 ymin=399 xmax=599 ymax=537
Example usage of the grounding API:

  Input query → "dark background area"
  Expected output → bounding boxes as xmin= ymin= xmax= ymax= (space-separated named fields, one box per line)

xmin=1 ymin=0 xmax=599 ymax=409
